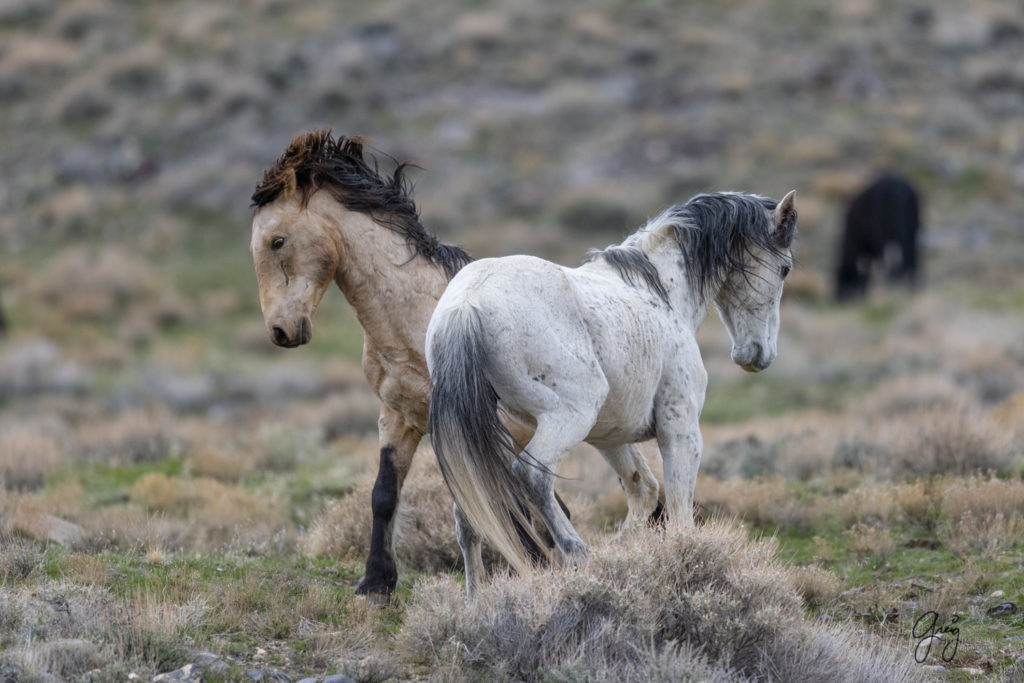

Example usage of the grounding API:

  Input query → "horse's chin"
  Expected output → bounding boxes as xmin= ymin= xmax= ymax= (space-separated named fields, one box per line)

xmin=740 ymin=362 xmax=761 ymax=373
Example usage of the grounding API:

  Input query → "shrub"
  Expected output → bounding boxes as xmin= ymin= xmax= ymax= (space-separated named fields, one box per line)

xmin=401 ymin=522 xmax=918 ymax=682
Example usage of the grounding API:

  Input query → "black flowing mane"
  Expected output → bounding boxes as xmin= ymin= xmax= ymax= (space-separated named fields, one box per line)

xmin=587 ymin=192 xmax=791 ymax=305
xmin=251 ymin=130 xmax=471 ymax=279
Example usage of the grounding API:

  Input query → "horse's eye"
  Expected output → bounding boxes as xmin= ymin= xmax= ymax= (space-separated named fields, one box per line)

xmin=271 ymin=236 xmax=286 ymax=251
xmin=780 ymin=265 xmax=791 ymax=279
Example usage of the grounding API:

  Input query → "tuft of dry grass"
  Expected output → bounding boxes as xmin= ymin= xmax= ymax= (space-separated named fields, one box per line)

xmin=129 ymin=473 xmax=182 ymax=511
xmin=76 ymin=409 xmax=179 ymax=464
xmin=935 ymin=475 xmax=1024 ymax=556
xmin=792 ymin=565 xmax=842 ymax=609
xmin=697 ymin=476 xmax=826 ymax=532
xmin=0 ymin=426 xmax=64 ymax=489
xmin=186 ymin=444 xmax=253 ymax=481
xmin=845 ymin=522 xmax=896 ymax=560
xmin=400 ymin=522 xmax=920 ymax=682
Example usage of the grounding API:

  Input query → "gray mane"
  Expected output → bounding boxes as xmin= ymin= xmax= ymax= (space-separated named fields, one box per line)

xmin=586 ymin=192 xmax=786 ymax=304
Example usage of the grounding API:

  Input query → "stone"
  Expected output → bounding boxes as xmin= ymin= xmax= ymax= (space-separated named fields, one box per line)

xmin=245 ymin=670 xmax=291 ymax=683
xmin=12 ymin=512 xmax=84 ymax=546
xmin=986 ymin=602 xmax=1018 ymax=617
xmin=322 ymin=676 xmax=356 ymax=683
xmin=153 ymin=664 xmax=201 ymax=683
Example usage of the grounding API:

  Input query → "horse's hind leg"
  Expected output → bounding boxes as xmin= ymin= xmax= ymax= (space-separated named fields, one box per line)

xmin=454 ymin=502 xmax=484 ymax=600
xmin=599 ymin=444 xmax=659 ymax=534
xmin=515 ymin=413 xmax=597 ymax=561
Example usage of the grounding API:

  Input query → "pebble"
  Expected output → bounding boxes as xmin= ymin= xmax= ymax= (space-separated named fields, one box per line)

xmin=991 ymin=589 xmax=1005 ymax=598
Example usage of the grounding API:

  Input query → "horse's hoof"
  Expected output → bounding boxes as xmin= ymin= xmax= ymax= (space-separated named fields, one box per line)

xmin=355 ymin=576 xmax=395 ymax=605
xmin=647 ymin=500 xmax=666 ymax=528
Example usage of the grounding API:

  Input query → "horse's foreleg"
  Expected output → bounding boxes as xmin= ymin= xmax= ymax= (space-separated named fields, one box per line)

xmin=599 ymin=444 xmax=660 ymax=534
xmin=656 ymin=415 xmax=703 ymax=532
xmin=356 ymin=405 xmax=422 ymax=599
xmin=655 ymin=361 xmax=705 ymax=532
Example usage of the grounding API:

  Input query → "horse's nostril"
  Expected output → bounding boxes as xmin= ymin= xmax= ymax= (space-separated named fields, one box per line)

xmin=272 ymin=326 xmax=290 ymax=346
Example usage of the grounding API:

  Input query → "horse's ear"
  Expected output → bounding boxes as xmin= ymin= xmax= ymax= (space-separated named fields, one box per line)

xmin=281 ymin=166 xmax=297 ymax=198
xmin=772 ymin=190 xmax=797 ymax=247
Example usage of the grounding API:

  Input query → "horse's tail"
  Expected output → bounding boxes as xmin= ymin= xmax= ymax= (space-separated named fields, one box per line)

xmin=428 ymin=305 xmax=549 ymax=577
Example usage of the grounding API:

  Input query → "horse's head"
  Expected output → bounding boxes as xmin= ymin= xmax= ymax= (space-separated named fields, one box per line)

xmin=714 ymin=190 xmax=797 ymax=373
xmin=251 ymin=192 xmax=341 ymax=348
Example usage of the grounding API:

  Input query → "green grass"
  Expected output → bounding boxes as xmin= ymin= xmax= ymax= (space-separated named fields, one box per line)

xmin=48 ymin=458 xmax=185 ymax=506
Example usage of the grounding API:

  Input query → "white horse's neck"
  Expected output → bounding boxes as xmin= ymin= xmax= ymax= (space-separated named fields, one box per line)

xmin=645 ymin=246 xmax=713 ymax=332
xmin=313 ymin=193 xmax=448 ymax=353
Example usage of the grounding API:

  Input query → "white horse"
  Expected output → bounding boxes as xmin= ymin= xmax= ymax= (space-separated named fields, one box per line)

xmin=426 ymin=191 xmax=797 ymax=596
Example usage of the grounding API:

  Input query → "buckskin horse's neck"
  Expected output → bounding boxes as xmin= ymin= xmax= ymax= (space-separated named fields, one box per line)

xmin=322 ymin=200 xmax=448 ymax=355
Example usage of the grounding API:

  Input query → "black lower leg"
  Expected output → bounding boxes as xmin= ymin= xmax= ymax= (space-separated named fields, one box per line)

xmin=356 ymin=447 xmax=399 ymax=595
xmin=647 ymin=500 xmax=665 ymax=528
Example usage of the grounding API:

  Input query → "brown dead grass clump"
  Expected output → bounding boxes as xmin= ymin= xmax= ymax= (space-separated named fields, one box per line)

xmin=887 ymin=406 xmax=1014 ymax=477
xmin=401 ymin=522 xmax=919 ymax=682
xmin=697 ymin=476 xmax=825 ymax=532
xmin=76 ymin=409 xmax=179 ymax=464
xmin=0 ymin=427 xmax=64 ymax=489
xmin=937 ymin=475 xmax=1024 ymax=555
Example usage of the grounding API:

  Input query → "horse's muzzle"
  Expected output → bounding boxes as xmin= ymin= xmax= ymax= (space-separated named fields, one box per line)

xmin=270 ymin=317 xmax=312 ymax=348
xmin=732 ymin=342 xmax=773 ymax=373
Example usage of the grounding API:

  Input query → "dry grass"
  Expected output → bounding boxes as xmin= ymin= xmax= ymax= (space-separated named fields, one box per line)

xmin=0 ymin=426 xmax=64 ymax=489
xmin=937 ymin=475 xmax=1024 ymax=556
xmin=401 ymin=522 xmax=920 ymax=682
xmin=792 ymin=565 xmax=842 ymax=609
xmin=697 ymin=476 xmax=826 ymax=532
xmin=76 ymin=409 xmax=179 ymax=464
xmin=845 ymin=522 xmax=896 ymax=560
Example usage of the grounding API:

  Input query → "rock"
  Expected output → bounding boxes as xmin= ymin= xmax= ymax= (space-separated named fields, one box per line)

xmin=991 ymin=589 xmax=1005 ymax=598
xmin=12 ymin=512 xmax=84 ymax=546
xmin=986 ymin=602 xmax=1017 ymax=617
xmin=192 ymin=650 xmax=231 ymax=674
xmin=153 ymin=664 xmax=201 ymax=683
xmin=322 ymin=676 xmax=356 ymax=683
xmin=245 ymin=670 xmax=290 ymax=683
xmin=295 ymin=679 xmax=319 ymax=683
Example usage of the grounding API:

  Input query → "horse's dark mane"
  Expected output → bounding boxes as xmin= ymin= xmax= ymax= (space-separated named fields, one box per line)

xmin=585 ymin=245 xmax=670 ymax=303
xmin=587 ymin=192 xmax=791 ymax=304
xmin=251 ymin=129 xmax=471 ymax=279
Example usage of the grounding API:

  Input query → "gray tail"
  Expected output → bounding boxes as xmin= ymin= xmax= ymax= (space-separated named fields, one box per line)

xmin=428 ymin=305 xmax=550 ymax=576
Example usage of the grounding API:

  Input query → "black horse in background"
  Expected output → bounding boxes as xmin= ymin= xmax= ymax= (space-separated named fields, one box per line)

xmin=836 ymin=174 xmax=922 ymax=300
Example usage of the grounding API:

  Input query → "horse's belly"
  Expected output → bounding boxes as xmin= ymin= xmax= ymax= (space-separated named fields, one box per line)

xmin=586 ymin=388 xmax=657 ymax=446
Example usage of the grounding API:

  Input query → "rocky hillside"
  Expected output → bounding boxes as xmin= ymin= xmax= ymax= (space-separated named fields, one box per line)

xmin=2 ymin=0 xmax=1024 ymax=269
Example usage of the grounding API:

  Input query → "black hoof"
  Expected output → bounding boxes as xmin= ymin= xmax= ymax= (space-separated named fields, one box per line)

xmin=647 ymin=500 xmax=665 ymax=528
xmin=356 ymin=575 xmax=395 ymax=604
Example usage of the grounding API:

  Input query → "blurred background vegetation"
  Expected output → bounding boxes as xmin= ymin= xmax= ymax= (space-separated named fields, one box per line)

xmin=2 ymin=0 xmax=1024 ymax=679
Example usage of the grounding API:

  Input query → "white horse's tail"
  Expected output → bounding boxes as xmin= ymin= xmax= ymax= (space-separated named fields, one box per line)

xmin=428 ymin=305 xmax=550 ymax=577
